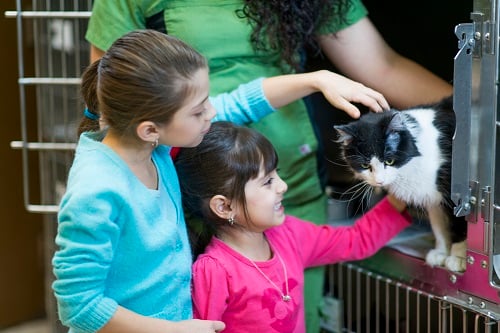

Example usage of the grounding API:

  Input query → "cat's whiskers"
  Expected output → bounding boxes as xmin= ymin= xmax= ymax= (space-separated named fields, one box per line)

xmin=338 ymin=181 xmax=374 ymax=216
xmin=352 ymin=182 xmax=376 ymax=215
xmin=325 ymin=156 xmax=350 ymax=168
xmin=359 ymin=184 xmax=376 ymax=213
xmin=328 ymin=182 xmax=359 ymax=199
xmin=338 ymin=181 xmax=367 ymax=199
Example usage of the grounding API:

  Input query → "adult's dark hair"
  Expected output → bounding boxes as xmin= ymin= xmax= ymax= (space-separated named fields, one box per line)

xmin=238 ymin=0 xmax=352 ymax=71
xmin=175 ymin=121 xmax=279 ymax=257
xmin=77 ymin=29 xmax=207 ymax=138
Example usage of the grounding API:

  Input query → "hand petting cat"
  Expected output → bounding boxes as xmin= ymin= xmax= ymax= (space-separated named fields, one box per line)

xmin=309 ymin=69 xmax=390 ymax=118
xmin=262 ymin=69 xmax=389 ymax=119
xmin=386 ymin=194 xmax=407 ymax=213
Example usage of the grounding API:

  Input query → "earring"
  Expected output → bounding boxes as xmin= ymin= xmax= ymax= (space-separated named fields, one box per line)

xmin=152 ymin=138 xmax=159 ymax=148
xmin=228 ymin=216 xmax=235 ymax=226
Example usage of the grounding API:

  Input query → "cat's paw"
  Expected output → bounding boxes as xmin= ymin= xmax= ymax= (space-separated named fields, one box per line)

xmin=425 ymin=249 xmax=448 ymax=267
xmin=447 ymin=241 xmax=467 ymax=272
xmin=444 ymin=255 xmax=466 ymax=272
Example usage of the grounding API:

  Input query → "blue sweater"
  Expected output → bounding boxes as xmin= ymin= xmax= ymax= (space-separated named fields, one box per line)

xmin=52 ymin=78 xmax=274 ymax=332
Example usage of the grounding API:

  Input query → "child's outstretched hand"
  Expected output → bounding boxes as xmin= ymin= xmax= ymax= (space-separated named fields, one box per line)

xmin=262 ymin=69 xmax=389 ymax=119
xmin=311 ymin=70 xmax=390 ymax=118
xmin=386 ymin=193 xmax=407 ymax=213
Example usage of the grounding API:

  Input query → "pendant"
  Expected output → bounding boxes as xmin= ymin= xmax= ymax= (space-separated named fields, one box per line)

xmin=282 ymin=295 xmax=292 ymax=302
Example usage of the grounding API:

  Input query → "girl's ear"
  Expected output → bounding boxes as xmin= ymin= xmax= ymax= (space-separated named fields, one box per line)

xmin=136 ymin=121 xmax=159 ymax=144
xmin=209 ymin=195 xmax=232 ymax=219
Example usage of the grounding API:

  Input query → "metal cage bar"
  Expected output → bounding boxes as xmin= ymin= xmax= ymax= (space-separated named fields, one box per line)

xmin=323 ymin=263 xmax=500 ymax=333
xmin=7 ymin=1 xmax=92 ymax=214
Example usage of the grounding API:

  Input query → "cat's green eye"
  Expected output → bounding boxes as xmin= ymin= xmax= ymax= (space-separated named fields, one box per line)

xmin=385 ymin=159 xmax=395 ymax=166
xmin=360 ymin=163 xmax=370 ymax=169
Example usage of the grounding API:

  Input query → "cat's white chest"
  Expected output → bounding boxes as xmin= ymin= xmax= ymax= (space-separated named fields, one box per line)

xmin=389 ymin=110 xmax=444 ymax=207
xmin=388 ymin=163 xmax=442 ymax=207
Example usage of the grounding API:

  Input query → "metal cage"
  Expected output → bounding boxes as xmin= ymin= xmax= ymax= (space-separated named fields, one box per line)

xmin=6 ymin=0 xmax=500 ymax=332
xmin=6 ymin=1 xmax=91 ymax=331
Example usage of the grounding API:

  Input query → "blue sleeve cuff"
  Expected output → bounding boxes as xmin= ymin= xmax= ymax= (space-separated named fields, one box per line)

xmin=210 ymin=77 xmax=276 ymax=125
xmin=237 ymin=77 xmax=275 ymax=120
xmin=70 ymin=297 xmax=117 ymax=332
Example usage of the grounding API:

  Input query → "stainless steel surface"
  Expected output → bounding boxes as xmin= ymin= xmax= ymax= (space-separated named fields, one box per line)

xmin=451 ymin=0 xmax=499 ymax=290
xmin=451 ymin=22 xmax=474 ymax=218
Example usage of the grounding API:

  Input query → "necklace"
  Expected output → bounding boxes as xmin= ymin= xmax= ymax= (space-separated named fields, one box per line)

xmin=248 ymin=249 xmax=291 ymax=302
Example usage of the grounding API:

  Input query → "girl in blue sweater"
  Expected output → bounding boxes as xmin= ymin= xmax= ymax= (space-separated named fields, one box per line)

xmin=52 ymin=29 xmax=388 ymax=333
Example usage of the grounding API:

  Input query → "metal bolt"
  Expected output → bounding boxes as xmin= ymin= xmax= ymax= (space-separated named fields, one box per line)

xmin=470 ymin=196 xmax=477 ymax=205
xmin=449 ymin=274 xmax=457 ymax=283
xmin=474 ymin=31 xmax=481 ymax=40
xmin=481 ymin=260 xmax=488 ymax=269
xmin=479 ymin=302 xmax=486 ymax=309
xmin=468 ymin=297 xmax=474 ymax=304
xmin=467 ymin=256 xmax=475 ymax=265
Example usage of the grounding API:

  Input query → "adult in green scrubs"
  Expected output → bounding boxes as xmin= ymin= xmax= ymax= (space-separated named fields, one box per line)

xmin=86 ymin=2 xmax=452 ymax=332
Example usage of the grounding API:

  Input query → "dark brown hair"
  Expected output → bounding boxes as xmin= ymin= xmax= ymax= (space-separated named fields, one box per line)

xmin=175 ymin=121 xmax=279 ymax=256
xmin=238 ymin=0 xmax=352 ymax=71
xmin=77 ymin=29 xmax=207 ymax=138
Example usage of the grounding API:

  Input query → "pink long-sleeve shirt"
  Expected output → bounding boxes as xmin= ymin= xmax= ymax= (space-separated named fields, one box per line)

xmin=192 ymin=197 xmax=411 ymax=332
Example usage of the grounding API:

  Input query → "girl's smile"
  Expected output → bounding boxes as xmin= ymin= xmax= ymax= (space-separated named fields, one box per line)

xmin=239 ymin=167 xmax=288 ymax=231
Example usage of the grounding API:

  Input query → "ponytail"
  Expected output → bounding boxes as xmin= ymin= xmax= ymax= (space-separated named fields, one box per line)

xmin=77 ymin=60 xmax=101 ymax=136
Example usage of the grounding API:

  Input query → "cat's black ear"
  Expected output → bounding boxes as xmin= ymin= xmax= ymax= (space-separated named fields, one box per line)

xmin=387 ymin=112 xmax=405 ymax=132
xmin=333 ymin=125 xmax=353 ymax=145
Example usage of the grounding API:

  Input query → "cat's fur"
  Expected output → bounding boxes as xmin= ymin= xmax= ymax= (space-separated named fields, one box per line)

xmin=334 ymin=96 xmax=467 ymax=272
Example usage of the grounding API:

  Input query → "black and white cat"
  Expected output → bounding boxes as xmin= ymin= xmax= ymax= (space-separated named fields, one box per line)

xmin=334 ymin=96 xmax=467 ymax=272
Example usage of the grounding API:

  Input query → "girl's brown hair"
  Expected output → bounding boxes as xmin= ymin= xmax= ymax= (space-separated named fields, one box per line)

xmin=175 ymin=121 xmax=279 ymax=257
xmin=77 ymin=29 xmax=207 ymax=138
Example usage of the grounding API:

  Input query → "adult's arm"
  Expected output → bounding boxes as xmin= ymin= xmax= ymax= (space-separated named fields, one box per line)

xmin=317 ymin=17 xmax=453 ymax=109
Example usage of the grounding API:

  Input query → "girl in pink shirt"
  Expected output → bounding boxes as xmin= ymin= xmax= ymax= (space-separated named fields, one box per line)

xmin=175 ymin=121 xmax=411 ymax=333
